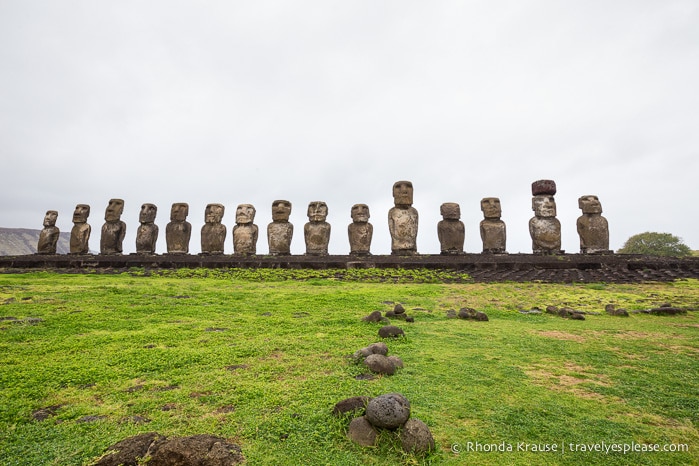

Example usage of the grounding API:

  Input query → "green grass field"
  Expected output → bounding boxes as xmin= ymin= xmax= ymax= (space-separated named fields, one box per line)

xmin=1 ymin=270 xmax=697 ymax=465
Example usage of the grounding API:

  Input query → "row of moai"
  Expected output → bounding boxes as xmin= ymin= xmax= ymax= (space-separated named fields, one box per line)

xmin=36 ymin=180 xmax=610 ymax=256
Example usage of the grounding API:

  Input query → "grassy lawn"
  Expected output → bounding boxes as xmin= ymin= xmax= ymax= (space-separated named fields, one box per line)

xmin=0 ymin=270 xmax=697 ymax=465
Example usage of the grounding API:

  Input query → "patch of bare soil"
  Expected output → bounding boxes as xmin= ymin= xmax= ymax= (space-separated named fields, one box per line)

xmin=535 ymin=330 xmax=585 ymax=342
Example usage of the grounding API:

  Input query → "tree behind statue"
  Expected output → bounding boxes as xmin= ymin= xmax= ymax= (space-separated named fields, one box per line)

xmin=617 ymin=232 xmax=691 ymax=257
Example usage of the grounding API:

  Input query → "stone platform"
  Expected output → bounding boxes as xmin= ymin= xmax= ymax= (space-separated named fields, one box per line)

xmin=2 ymin=253 xmax=699 ymax=283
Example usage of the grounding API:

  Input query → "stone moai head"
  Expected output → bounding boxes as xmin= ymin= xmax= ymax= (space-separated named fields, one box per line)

xmin=204 ymin=203 xmax=225 ymax=224
xmin=104 ymin=199 xmax=124 ymax=222
xmin=73 ymin=204 xmax=90 ymax=223
xmin=532 ymin=195 xmax=557 ymax=218
xmin=272 ymin=200 xmax=292 ymax=222
xmin=43 ymin=210 xmax=58 ymax=227
xmin=139 ymin=203 xmax=157 ymax=223
xmin=440 ymin=202 xmax=461 ymax=220
xmin=236 ymin=204 xmax=256 ymax=224
xmin=170 ymin=203 xmax=189 ymax=222
xmin=480 ymin=197 xmax=502 ymax=219
xmin=307 ymin=201 xmax=328 ymax=222
xmin=351 ymin=204 xmax=370 ymax=223
xmin=392 ymin=181 xmax=414 ymax=207
xmin=579 ymin=195 xmax=602 ymax=214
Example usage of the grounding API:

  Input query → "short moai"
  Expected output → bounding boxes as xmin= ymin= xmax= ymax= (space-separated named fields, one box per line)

xmin=166 ymin=203 xmax=191 ymax=254
xmin=304 ymin=201 xmax=331 ymax=255
xmin=577 ymin=195 xmax=611 ymax=254
xmin=348 ymin=204 xmax=373 ymax=256
xmin=200 ymin=203 xmax=226 ymax=254
xmin=69 ymin=204 xmax=91 ymax=254
xmin=480 ymin=197 xmax=506 ymax=254
xmin=267 ymin=200 xmax=293 ymax=255
xmin=100 ymin=199 xmax=127 ymax=255
xmin=232 ymin=204 xmax=258 ymax=255
xmin=437 ymin=202 xmax=464 ymax=255
xmin=37 ymin=210 xmax=60 ymax=254
xmin=135 ymin=203 xmax=159 ymax=254
xmin=388 ymin=181 xmax=418 ymax=255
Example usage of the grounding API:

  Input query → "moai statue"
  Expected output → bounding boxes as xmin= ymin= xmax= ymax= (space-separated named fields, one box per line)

xmin=388 ymin=180 xmax=418 ymax=255
xmin=577 ymin=195 xmax=611 ymax=254
xmin=69 ymin=204 xmax=91 ymax=254
xmin=267 ymin=200 xmax=293 ymax=255
xmin=37 ymin=210 xmax=60 ymax=254
xmin=135 ymin=203 xmax=158 ymax=254
xmin=200 ymin=203 xmax=226 ymax=254
xmin=304 ymin=201 xmax=331 ymax=255
xmin=529 ymin=180 xmax=563 ymax=254
xmin=437 ymin=202 xmax=465 ymax=255
xmin=348 ymin=204 xmax=373 ymax=256
xmin=232 ymin=204 xmax=258 ymax=255
xmin=480 ymin=197 xmax=507 ymax=254
xmin=166 ymin=202 xmax=191 ymax=254
xmin=100 ymin=198 xmax=126 ymax=255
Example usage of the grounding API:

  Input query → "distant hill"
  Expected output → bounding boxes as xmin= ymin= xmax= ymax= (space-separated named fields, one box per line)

xmin=0 ymin=228 xmax=72 ymax=255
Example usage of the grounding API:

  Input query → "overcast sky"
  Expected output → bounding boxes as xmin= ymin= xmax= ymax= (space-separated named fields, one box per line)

xmin=1 ymin=1 xmax=697 ymax=255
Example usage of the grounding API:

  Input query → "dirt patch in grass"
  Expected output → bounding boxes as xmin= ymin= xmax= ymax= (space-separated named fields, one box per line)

xmin=523 ymin=361 xmax=612 ymax=401
xmin=535 ymin=330 xmax=585 ymax=342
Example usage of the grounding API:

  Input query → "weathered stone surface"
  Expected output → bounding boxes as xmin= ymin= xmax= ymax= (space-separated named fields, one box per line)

xmin=531 ymin=179 xmax=557 ymax=196
xmin=378 ymin=325 xmax=405 ymax=338
xmin=362 ymin=310 xmax=383 ymax=322
xmin=304 ymin=201 xmax=331 ymax=255
xmin=93 ymin=432 xmax=165 ymax=466
xmin=37 ymin=210 xmax=60 ymax=254
xmin=457 ymin=307 xmax=488 ymax=321
xmin=365 ymin=353 xmax=396 ymax=375
xmin=480 ymin=197 xmax=507 ymax=253
xmin=367 ymin=342 xmax=389 ymax=355
xmin=166 ymin=203 xmax=191 ymax=254
xmin=347 ymin=416 xmax=378 ymax=447
xmin=393 ymin=303 xmax=405 ymax=314
xmin=605 ymin=304 xmax=629 ymax=316
xmin=400 ymin=418 xmax=435 ymax=455
xmin=148 ymin=434 xmax=244 ymax=466
xmin=577 ymin=195 xmax=611 ymax=254
xmin=388 ymin=181 xmax=418 ymax=255
xmin=135 ymin=204 xmax=158 ymax=254
xmin=201 ymin=203 xmax=226 ymax=255
xmin=365 ymin=393 xmax=411 ymax=430
xmin=348 ymin=204 xmax=373 ymax=256
xmin=649 ymin=306 xmax=687 ymax=315
xmin=387 ymin=355 xmax=404 ymax=369
xmin=101 ymin=199 xmax=126 ymax=255
xmin=333 ymin=396 xmax=370 ymax=416
xmin=69 ymin=204 xmax=91 ymax=254
xmin=267 ymin=200 xmax=293 ymax=255
xmin=437 ymin=202 xmax=464 ymax=255
xmin=529 ymin=193 xmax=562 ymax=254
xmin=232 ymin=204 xmax=258 ymax=255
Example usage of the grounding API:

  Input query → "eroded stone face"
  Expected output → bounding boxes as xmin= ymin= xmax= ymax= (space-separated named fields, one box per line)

xmin=577 ymin=195 xmax=610 ymax=254
xmin=70 ymin=204 xmax=91 ymax=254
xmin=349 ymin=204 xmax=373 ymax=255
xmin=139 ymin=203 xmax=157 ymax=224
xmin=104 ymin=199 xmax=124 ymax=222
xmin=389 ymin=181 xmax=418 ymax=255
xmin=166 ymin=203 xmax=191 ymax=254
xmin=305 ymin=201 xmax=330 ymax=255
xmin=438 ymin=203 xmax=464 ymax=254
xmin=480 ymin=197 xmax=502 ymax=219
xmin=236 ymin=204 xmax=256 ymax=224
xmin=268 ymin=200 xmax=293 ymax=255
xmin=37 ymin=210 xmax=60 ymax=254
xmin=201 ymin=203 xmax=226 ymax=254
xmin=532 ymin=195 xmax=557 ymax=218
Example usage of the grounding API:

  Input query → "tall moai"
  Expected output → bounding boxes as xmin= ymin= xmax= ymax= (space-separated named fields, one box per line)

xmin=69 ymin=204 xmax=91 ymax=254
xmin=304 ymin=201 xmax=331 ymax=255
xmin=200 ymin=203 xmax=226 ymax=254
xmin=348 ymin=203 xmax=373 ymax=256
xmin=37 ymin=210 xmax=60 ymax=254
xmin=577 ymin=195 xmax=611 ymax=254
xmin=135 ymin=203 xmax=159 ymax=254
xmin=529 ymin=180 xmax=563 ymax=254
xmin=267 ymin=200 xmax=293 ymax=255
xmin=437 ymin=202 xmax=464 ymax=255
xmin=480 ymin=197 xmax=507 ymax=254
xmin=388 ymin=180 xmax=418 ymax=255
xmin=232 ymin=204 xmax=258 ymax=255
xmin=166 ymin=202 xmax=191 ymax=254
xmin=100 ymin=198 xmax=126 ymax=255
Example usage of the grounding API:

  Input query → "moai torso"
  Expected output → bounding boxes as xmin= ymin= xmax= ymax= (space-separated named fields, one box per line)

xmin=37 ymin=210 xmax=60 ymax=254
xmin=348 ymin=204 xmax=373 ymax=256
xmin=200 ymin=203 xmax=226 ymax=254
xmin=135 ymin=203 xmax=158 ymax=254
xmin=233 ymin=204 xmax=258 ymax=255
xmin=267 ymin=200 xmax=293 ymax=255
xmin=69 ymin=204 xmax=91 ymax=254
xmin=529 ymin=181 xmax=562 ymax=254
xmin=304 ymin=201 xmax=331 ymax=255
xmin=166 ymin=203 xmax=192 ymax=254
xmin=388 ymin=181 xmax=418 ymax=255
xmin=437 ymin=202 xmax=464 ymax=255
xmin=100 ymin=199 xmax=126 ymax=255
